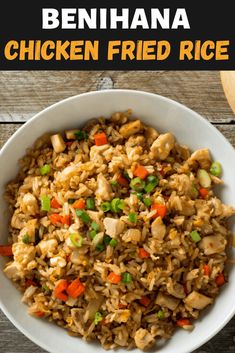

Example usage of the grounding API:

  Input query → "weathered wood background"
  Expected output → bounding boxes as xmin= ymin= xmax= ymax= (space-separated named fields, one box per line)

xmin=0 ymin=71 xmax=234 ymax=353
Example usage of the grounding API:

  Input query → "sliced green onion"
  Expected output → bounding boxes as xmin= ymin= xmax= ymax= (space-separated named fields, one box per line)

xmin=96 ymin=243 xmax=105 ymax=252
xmin=39 ymin=164 xmax=51 ymax=176
xmin=191 ymin=185 xmax=199 ymax=199
xmin=91 ymin=221 xmax=100 ymax=232
xmin=70 ymin=233 xmax=83 ymax=247
xmin=122 ymin=272 xmax=132 ymax=284
xmin=94 ymin=311 xmax=103 ymax=325
xmin=128 ymin=212 xmax=137 ymax=223
xmin=157 ymin=310 xmax=165 ymax=319
xmin=89 ymin=230 xmax=97 ymax=240
xmin=101 ymin=202 xmax=111 ymax=212
xmin=104 ymin=234 xmax=112 ymax=246
xmin=86 ymin=198 xmax=95 ymax=210
xmin=109 ymin=239 xmax=118 ymax=248
xmin=111 ymin=180 xmax=118 ymax=186
xmin=40 ymin=195 xmax=51 ymax=212
xmin=189 ymin=230 xmax=201 ymax=243
xmin=76 ymin=209 xmax=91 ymax=224
xmin=68 ymin=198 xmax=75 ymax=204
xmin=143 ymin=198 xmax=152 ymax=207
xmin=210 ymin=161 xmax=222 ymax=177
xmin=22 ymin=233 xmax=30 ymax=244
xmin=75 ymin=130 xmax=88 ymax=141
xmin=111 ymin=198 xmax=124 ymax=213
xmin=130 ymin=177 xmax=145 ymax=192
xmin=136 ymin=192 xmax=144 ymax=201
xmin=144 ymin=175 xmax=159 ymax=193
xmin=197 ymin=169 xmax=211 ymax=188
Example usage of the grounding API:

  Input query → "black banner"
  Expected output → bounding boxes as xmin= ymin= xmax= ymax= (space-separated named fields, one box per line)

xmin=0 ymin=1 xmax=233 ymax=70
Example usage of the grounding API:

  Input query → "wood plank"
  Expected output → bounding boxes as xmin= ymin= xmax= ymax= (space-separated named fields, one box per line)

xmin=0 ymin=71 xmax=234 ymax=123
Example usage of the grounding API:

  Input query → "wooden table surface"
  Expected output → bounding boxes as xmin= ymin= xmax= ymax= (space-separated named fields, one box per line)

xmin=0 ymin=71 xmax=234 ymax=353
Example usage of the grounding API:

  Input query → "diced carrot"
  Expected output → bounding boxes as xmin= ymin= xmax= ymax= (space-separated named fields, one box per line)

xmin=35 ymin=311 xmax=45 ymax=318
xmin=199 ymin=188 xmax=208 ymax=198
xmin=94 ymin=132 xmax=108 ymax=146
xmin=107 ymin=272 xmax=122 ymax=284
xmin=138 ymin=248 xmax=150 ymax=259
xmin=25 ymin=279 xmax=37 ymax=287
xmin=73 ymin=199 xmax=85 ymax=209
xmin=49 ymin=213 xmax=62 ymax=225
xmin=176 ymin=319 xmax=191 ymax=327
xmin=117 ymin=173 xmax=129 ymax=186
xmin=66 ymin=278 xmax=85 ymax=298
xmin=118 ymin=303 xmax=127 ymax=309
xmin=134 ymin=165 xmax=149 ymax=180
xmin=54 ymin=279 xmax=68 ymax=302
xmin=215 ymin=273 xmax=225 ymax=287
xmin=51 ymin=198 xmax=61 ymax=209
xmin=139 ymin=296 xmax=151 ymax=307
xmin=60 ymin=215 xmax=71 ymax=226
xmin=0 ymin=245 xmax=13 ymax=256
xmin=151 ymin=203 xmax=167 ymax=219
xmin=203 ymin=265 xmax=210 ymax=276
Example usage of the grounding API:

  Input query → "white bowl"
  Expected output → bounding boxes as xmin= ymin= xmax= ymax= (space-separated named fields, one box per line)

xmin=0 ymin=89 xmax=234 ymax=353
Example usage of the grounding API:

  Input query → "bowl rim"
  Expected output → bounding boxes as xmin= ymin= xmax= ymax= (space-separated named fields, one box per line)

xmin=0 ymin=88 xmax=234 ymax=353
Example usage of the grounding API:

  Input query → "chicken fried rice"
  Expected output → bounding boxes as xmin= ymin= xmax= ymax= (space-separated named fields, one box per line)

xmin=2 ymin=110 xmax=235 ymax=350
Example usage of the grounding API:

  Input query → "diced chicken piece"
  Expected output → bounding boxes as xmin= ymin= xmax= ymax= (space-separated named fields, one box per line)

xmin=4 ymin=261 xmax=22 ymax=280
xmin=199 ymin=234 xmax=226 ymax=255
xmin=22 ymin=285 xmax=37 ymax=303
xmin=221 ymin=204 xmax=235 ymax=219
xmin=150 ymin=133 xmax=175 ymax=160
xmin=184 ymin=291 xmax=213 ymax=310
xmin=96 ymin=174 xmax=112 ymax=201
xmin=19 ymin=219 xmax=38 ymax=243
xmin=50 ymin=256 xmax=67 ymax=268
xmin=187 ymin=148 xmax=211 ymax=169
xmin=134 ymin=328 xmax=155 ymax=350
xmin=71 ymin=308 xmax=85 ymax=335
xmin=84 ymin=295 xmax=104 ymax=322
xmin=38 ymin=239 xmax=58 ymax=256
xmin=20 ymin=193 xmax=39 ymax=216
xmin=103 ymin=217 xmax=124 ymax=238
xmin=166 ymin=278 xmax=186 ymax=299
xmin=11 ymin=211 xmax=27 ymax=229
xmin=155 ymin=292 xmax=180 ymax=311
xmin=13 ymin=243 xmax=36 ymax=266
xmin=90 ymin=144 xmax=109 ymax=162
xmin=50 ymin=133 xmax=66 ymax=153
xmin=122 ymin=229 xmax=141 ymax=244
xmin=151 ymin=217 xmax=166 ymax=240
xmin=65 ymin=129 xmax=79 ymax=140
xmin=56 ymin=165 xmax=80 ymax=183
xmin=144 ymin=126 xmax=159 ymax=144
xmin=126 ymin=145 xmax=143 ymax=162
xmin=119 ymin=120 xmax=142 ymax=138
